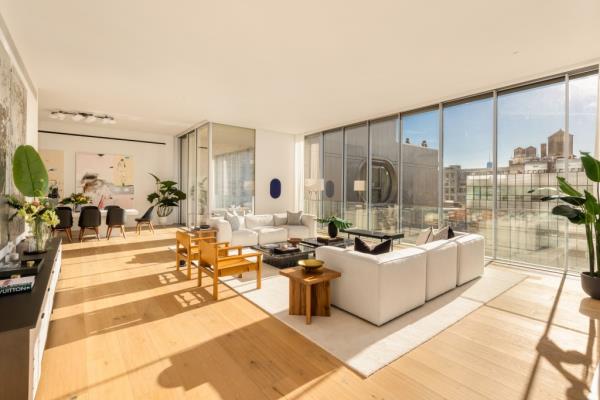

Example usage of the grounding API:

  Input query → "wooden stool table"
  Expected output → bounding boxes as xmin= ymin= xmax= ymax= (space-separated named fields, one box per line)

xmin=279 ymin=266 xmax=341 ymax=324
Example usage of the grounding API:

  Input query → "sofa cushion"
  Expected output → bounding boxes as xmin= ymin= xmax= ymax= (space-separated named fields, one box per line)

xmin=273 ymin=213 xmax=287 ymax=226
xmin=452 ymin=233 xmax=485 ymax=285
xmin=231 ymin=228 xmax=258 ymax=247
xmin=245 ymin=214 xmax=274 ymax=229
xmin=225 ymin=212 xmax=240 ymax=231
xmin=283 ymin=224 xmax=310 ymax=239
xmin=354 ymin=237 xmax=392 ymax=255
xmin=257 ymin=227 xmax=287 ymax=245
xmin=287 ymin=210 xmax=303 ymax=225
xmin=417 ymin=240 xmax=458 ymax=300
xmin=415 ymin=227 xmax=433 ymax=245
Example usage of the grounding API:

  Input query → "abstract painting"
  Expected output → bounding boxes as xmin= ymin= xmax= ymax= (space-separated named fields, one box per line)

xmin=39 ymin=149 xmax=65 ymax=199
xmin=0 ymin=39 xmax=27 ymax=247
xmin=75 ymin=152 xmax=134 ymax=208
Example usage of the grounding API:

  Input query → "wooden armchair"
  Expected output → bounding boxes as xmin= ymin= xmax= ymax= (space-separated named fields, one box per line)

xmin=197 ymin=240 xmax=262 ymax=300
xmin=175 ymin=231 xmax=215 ymax=280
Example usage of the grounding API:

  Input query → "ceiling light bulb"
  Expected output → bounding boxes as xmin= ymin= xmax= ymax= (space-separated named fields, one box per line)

xmin=85 ymin=115 xmax=97 ymax=123
xmin=101 ymin=117 xmax=111 ymax=124
xmin=109 ymin=118 xmax=116 ymax=124
xmin=56 ymin=112 xmax=66 ymax=120
xmin=49 ymin=112 xmax=58 ymax=119
xmin=72 ymin=113 xmax=84 ymax=122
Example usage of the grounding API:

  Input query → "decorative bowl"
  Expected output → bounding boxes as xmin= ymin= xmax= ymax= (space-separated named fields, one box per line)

xmin=288 ymin=237 xmax=302 ymax=246
xmin=298 ymin=259 xmax=324 ymax=274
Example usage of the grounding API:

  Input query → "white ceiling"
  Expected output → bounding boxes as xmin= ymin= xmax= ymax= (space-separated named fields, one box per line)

xmin=1 ymin=0 xmax=600 ymax=136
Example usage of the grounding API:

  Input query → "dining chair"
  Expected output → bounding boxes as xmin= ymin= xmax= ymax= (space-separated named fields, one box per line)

xmin=135 ymin=206 xmax=155 ymax=234
xmin=78 ymin=206 xmax=101 ymax=242
xmin=106 ymin=206 xmax=126 ymax=240
xmin=53 ymin=206 xmax=73 ymax=242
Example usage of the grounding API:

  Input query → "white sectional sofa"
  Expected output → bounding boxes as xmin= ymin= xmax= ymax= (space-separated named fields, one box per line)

xmin=209 ymin=213 xmax=317 ymax=247
xmin=315 ymin=232 xmax=484 ymax=326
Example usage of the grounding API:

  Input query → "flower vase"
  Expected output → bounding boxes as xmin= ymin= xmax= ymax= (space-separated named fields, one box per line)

xmin=27 ymin=220 xmax=50 ymax=254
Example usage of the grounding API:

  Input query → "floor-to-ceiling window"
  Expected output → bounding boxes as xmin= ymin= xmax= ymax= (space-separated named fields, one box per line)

xmin=443 ymin=95 xmax=493 ymax=255
xmin=179 ymin=122 xmax=255 ymax=224
xmin=401 ymin=108 xmax=440 ymax=242
xmin=369 ymin=117 xmax=399 ymax=233
xmin=303 ymin=66 xmax=598 ymax=271
xmin=304 ymin=133 xmax=322 ymax=219
xmin=323 ymin=129 xmax=343 ymax=220
xmin=344 ymin=123 xmax=369 ymax=229
xmin=497 ymin=79 xmax=566 ymax=268
xmin=567 ymin=72 xmax=599 ymax=271
xmin=212 ymin=123 xmax=255 ymax=215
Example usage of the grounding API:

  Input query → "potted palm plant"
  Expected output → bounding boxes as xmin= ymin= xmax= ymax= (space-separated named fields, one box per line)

xmin=316 ymin=216 xmax=352 ymax=238
xmin=537 ymin=151 xmax=600 ymax=299
xmin=147 ymin=173 xmax=186 ymax=225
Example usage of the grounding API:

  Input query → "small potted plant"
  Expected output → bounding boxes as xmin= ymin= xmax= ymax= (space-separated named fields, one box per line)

xmin=536 ymin=151 xmax=600 ymax=299
xmin=60 ymin=192 xmax=91 ymax=211
xmin=7 ymin=145 xmax=59 ymax=253
xmin=147 ymin=173 xmax=186 ymax=225
xmin=316 ymin=216 xmax=352 ymax=238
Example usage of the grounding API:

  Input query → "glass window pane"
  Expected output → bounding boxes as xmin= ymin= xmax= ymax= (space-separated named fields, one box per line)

xmin=401 ymin=109 xmax=440 ymax=242
xmin=323 ymin=130 xmax=343 ymax=221
xmin=187 ymin=131 xmax=197 ymax=226
xmin=179 ymin=134 xmax=189 ymax=225
xmin=567 ymin=73 xmax=598 ymax=272
xmin=497 ymin=80 xmax=566 ymax=268
xmin=344 ymin=124 xmax=368 ymax=229
xmin=212 ymin=123 xmax=255 ymax=215
xmin=443 ymin=96 xmax=493 ymax=256
xmin=304 ymin=133 xmax=322 ymax=219
xmin=369 ymin=117 xmax=399 ymax=233
xmin=196 ymin=125 xmax=209 ymax=223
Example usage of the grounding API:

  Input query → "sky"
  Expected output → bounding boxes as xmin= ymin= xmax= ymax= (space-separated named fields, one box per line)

xmin=402 ymin=74 xmax=598 ymax=169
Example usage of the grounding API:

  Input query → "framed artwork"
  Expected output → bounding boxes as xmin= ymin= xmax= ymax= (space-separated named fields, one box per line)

xmin=39 ymin=149 xmax=65 ymax=199
xmin=75 ymin=152 xmax=134 ymax=208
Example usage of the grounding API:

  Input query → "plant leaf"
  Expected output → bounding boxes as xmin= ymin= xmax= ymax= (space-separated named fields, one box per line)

xmin=552 ymin=205 xmax=585 ymax=224
xmin=12 ymin=145 xmax=48 ymax=197
xmin=581 ymin=152 xmax=600 ymax=182
xmin=556 ymin=176 xmax=582 ymax=197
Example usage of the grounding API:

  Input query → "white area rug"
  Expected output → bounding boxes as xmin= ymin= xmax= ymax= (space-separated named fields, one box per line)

xmin=220 ymin=264 xmax=527 ymax=377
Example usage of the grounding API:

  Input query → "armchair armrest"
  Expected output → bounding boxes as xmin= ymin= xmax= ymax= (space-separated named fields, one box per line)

xmin=301 ymin=213 xmax=317 ymax=237
xmin=219 ymin=252 xmax=262 ymax=262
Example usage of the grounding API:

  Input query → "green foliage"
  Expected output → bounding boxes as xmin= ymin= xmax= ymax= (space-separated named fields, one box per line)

xmin=316 ymin=216 xmax=352 ymax=230
xmin=12 ymin=145 xmax=48 ymax=198
xmin=60 ymin=192 xmax=91 ymax=205
xmin=147 ymin=173 xmax=187 ymax=217
xmin=540 ymin=151 xmax=600 ymax=276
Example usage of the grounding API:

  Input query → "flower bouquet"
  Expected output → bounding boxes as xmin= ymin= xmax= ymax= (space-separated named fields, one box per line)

xmin=7 ymin=196 xmax=59 ymax=253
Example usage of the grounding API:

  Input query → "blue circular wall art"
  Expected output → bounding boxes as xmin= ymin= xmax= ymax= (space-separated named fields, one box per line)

xmin=325 ymin=180 xmax=335 ymax=198
xmin=270 ymin=178 xmax=282 ymax=199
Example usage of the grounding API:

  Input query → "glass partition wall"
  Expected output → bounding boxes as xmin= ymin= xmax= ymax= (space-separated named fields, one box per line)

xmin=304 ymin=67 xmax=598 ymax=273
xmin=179 ymin=122 xmax=255 ymax=226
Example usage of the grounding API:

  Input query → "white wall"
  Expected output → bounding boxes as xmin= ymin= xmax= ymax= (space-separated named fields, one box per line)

xmin=254 ymin=129 xmax=297 ymax=214
xmin=38 ymin=120 xmax=177 ymax=225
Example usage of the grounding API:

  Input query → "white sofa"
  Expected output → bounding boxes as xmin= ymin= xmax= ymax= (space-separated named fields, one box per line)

xmin=315 ymin=232 xmax=485 ymax=326
xmin=209 ymin=213 xmax=317 ymax=247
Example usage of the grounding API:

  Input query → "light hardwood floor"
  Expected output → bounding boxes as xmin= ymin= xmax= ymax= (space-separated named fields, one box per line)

xmin=36 ymin=227 xmax=600 ymax=400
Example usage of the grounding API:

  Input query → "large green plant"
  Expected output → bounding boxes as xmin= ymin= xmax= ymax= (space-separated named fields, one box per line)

xmin=12 ymin=145 xmax=48 ymax=197
xmin=538 ymin=152 xmax=600 ymax=276
xmin=316 ymin=216 xmax=352 ymax=230
xmin=147 ymin=173 xmax=187 ymax=217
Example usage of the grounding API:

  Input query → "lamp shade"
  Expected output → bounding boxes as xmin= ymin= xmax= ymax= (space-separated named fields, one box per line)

xmin=353 ymin=180 xmax=366 ymax=192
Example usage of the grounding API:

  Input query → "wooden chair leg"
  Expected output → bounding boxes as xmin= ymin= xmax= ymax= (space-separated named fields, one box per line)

xmin=79 ymin=228 xmax=85 ymax=242
xmin=66 ymin=228 xmax=72 ymax=242
xmin=136 ymin=223 xmax=141 ymax=235
xmin=149 ymin=222 xmax=155 ymax=234
xmin=94 ymin=227 xmax=100 ymax=240
xmin=212 ymin=273 xmax=219 ymax=300
xmin=257 ymin=256 xmax=262 ymax=290
xmin=176 ymin=250 xmax=180 ymax=271
xmin=197 ymin=267 xmax=202 ymax=286
xmin=186 ymin=258 xmax=192 ymax=280
xmin=120 ymin=225 xmax=126 ymax=239
xmin=106 ymin=226 xmax=112 ymax=240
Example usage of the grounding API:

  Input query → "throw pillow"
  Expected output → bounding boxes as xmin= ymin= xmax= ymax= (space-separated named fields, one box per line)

xmin=273 ymin=215 xmax=288 ymax=226
xmin=448 ymin=226 xmax=455 ymax=239
xmin=354 ymin=237 xmax=392 ymax=255
xmin=225 ymin=212 xmax=240 ymax=231
xmin=415 ymin=227 xmax=433 ymax=245
xmin=432 ymin=226 xmax=451 ymax=241
xmin=287 ymin=210 xmax=303 ymax=225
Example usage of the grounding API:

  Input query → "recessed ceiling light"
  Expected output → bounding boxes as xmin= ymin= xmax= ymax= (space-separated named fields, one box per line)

xmin=85 ymin=115 xmax=97 ymax=123
xmin=72 ymin=113 xmax=84 ymax=122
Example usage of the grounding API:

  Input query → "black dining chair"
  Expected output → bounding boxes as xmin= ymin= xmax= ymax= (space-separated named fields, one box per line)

xmin=53 ymin=206 xmax=73 ymax=242
xmin=106 ymin=206 xmax=126 ymax=240
xmin=78 ymin=206 xmax=101 ymax=242
xmin=135 ymin=206 xmax=155 ymax=235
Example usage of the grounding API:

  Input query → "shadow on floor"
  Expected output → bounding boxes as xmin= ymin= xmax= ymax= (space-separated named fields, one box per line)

xmin=61 ymin=238 xmax=175 ymax=259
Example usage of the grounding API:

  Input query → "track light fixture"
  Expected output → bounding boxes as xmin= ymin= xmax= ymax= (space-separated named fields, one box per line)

xmin=49 ymin=110 xmax=116 ymax=124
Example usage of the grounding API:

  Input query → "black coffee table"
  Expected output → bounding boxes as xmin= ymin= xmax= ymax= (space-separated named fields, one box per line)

xmin=340 ymin=228 xmax=404 ymax=248
xmin=300 ymin=237 xmax=354 ymax=249
xmin=251 ymin=243 xmax=316 ymax=268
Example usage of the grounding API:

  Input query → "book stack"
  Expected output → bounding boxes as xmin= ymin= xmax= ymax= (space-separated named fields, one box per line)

xmin=317 ymin=236 xmax=343 ymax=244
xmin=0 ymin=276 xmax=35 ymax=296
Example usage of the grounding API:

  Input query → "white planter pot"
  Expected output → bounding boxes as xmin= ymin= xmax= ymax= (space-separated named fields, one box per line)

xmin=157 ymin=216 xmax=168 ymax=225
